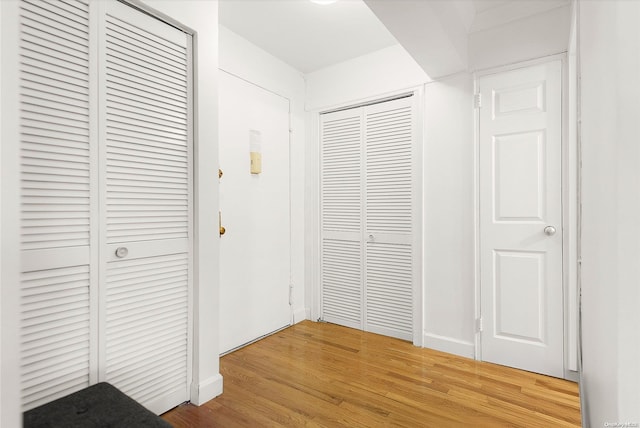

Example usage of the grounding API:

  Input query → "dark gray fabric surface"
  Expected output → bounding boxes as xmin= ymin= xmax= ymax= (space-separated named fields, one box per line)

xmin=23 ymin=382 xmax=173 ymax=428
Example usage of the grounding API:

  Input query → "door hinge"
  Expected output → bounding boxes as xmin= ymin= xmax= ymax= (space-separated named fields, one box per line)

xmin=288 ymin=283 xmax=293 ymax=306
xmin=476 ymin=317 xmax=483 ymax=332
xmin=474 ymin=93 xmax=482 ymax=109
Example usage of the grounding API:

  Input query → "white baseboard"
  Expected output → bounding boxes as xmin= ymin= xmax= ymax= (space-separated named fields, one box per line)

xmin=190 ymin=373 xmax=223 ymax=406
xmin=292 ymin=307 xmax=307 ymax=324
xmin=423 ymin=332 xmax=475 ymax=359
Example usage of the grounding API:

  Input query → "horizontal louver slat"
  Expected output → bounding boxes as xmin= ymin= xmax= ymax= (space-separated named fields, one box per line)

xmin=321 ymin=114 xmax=361 ymax=233
xmin=20 ymin=264 xmax=90 ymax=411
xmin=105 ymin=253 xmax=188 ymax=404
xmin=321 ymin=239 xmax=362 ymax=326
xmin=19 ymin=1 xmax=91 ymax=411
xmin=105 ymin=13 xmax=189 ymax=244
xmin=20 ymin=0 xmax=90 ymax=252
xmin=366 ymin=104 xmax=413 ymax=234
xmin=365 ymin=242 xmax=413 ymax=340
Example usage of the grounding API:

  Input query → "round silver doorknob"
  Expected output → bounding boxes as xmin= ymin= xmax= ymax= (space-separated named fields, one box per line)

xmin=544 ymin=226 xmax=556 ymax=236
xmin=115 ymin=247 xmax=129 ymax=258
xmin=369 ymin=234 xmax=375 ymax=241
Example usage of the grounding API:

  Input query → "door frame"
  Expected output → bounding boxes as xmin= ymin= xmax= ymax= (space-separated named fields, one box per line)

xmin=473 ymin=53 xmax=579 ymax=380
xmin=309 ymin=86 xmax=424 ymax=346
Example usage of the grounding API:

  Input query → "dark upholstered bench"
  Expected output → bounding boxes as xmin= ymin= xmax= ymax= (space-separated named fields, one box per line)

xmin=23 ymin=382 xmax=172 ymax=428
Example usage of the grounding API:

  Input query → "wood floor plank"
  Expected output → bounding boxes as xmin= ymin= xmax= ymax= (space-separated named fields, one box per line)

xmin=162 ymin=321 xmax=581 ymax=427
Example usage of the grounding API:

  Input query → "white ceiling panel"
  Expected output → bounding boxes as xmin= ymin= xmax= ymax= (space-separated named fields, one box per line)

xmin=219 ymin=0 xmax=398 ymax=73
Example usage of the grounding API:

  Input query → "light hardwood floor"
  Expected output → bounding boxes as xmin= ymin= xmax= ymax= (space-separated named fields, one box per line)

xmin=162 ymin=321 xmax=581 ymax=427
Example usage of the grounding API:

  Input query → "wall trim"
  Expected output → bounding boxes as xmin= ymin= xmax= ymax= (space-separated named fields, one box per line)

xmin=292 ymin=307 xmax=307 ymax=324
xmin=473 ymin=51 xmax=568 ymax=77
xmin=190 ymin=374 xmax=223 ymax=406
xmin=423 ymin=333 xmax=475 ymax=359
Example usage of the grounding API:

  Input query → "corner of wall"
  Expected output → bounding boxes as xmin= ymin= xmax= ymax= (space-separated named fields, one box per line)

xmin=422 ymin=72 xmax=476 ymax=354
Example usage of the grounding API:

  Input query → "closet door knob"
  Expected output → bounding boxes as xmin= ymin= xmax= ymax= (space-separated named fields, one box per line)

xmin=115 ymin=247 xmax=128 ymax=258
xmin=544 ymin=226 xmax=556 ymax=236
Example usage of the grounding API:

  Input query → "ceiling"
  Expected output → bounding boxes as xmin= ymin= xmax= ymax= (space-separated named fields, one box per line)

xmin=219 ymin=0 xmax=398 ymax=74
xmin=219 ymin=0 xmax=569 ymax=75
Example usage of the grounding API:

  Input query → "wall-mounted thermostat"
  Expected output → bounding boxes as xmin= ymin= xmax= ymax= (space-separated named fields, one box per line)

xmin=250 ymin=130 xmax=262 ymax=174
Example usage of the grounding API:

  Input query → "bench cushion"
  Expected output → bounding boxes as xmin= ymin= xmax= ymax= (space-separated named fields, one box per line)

xmin=23 ymin=382 xmax=172 ymax=428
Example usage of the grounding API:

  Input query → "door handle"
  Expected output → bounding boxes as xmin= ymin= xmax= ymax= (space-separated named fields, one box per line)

xmin=219 ymin=211 xmax=226 ymax=236
xmin=115 ymin=247 xmax=128 ymax=258
xmin=544 ymin=226 xmax=556 ymax=236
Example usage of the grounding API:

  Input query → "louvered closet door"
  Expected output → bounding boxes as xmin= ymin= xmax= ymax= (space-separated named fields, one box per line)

xmin=320 ymin=96 xmax=418 ymax=341
xmin=363 ymin=97 xmax=416 ymax=341
xmin=320 ymin=109 xmax=364 ymax=330
xmin=19 ymin=0 xmax=94 ymax=411
xmin=99 ymin=1 xmax=191 ymax=414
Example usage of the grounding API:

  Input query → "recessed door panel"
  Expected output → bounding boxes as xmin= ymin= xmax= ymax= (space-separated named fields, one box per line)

xmin=494 ymin=250 xmax=545 ymax=343
xmin=493 ymin=81 xmax=546 ymax=117
xmin=494 ymin=131 xmax=545 ymax=222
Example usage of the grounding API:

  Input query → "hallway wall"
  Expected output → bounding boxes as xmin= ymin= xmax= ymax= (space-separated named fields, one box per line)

xmin=579 ymin=1 xmax=640 ymax=424
xmin=469 ymin=4 xmax=571 ymax=71
xmin=422 ymin=73 xmax=475 ymax=357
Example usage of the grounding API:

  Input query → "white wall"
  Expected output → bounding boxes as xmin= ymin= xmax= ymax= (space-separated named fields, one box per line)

xmin=565 ymin=0 xmax=579 ymax=375
xmin=579 ymin=1 xmax=640 ymax=425
xmin=305 ymin=45 xmax=476 ymax=357
xmin=219 ymin=26 xmax=307 ymax=323
xmin=422 ymin=73 xmax=475 ymax=357
xmin=469 ymin=5 xmax=571 ymax=71
xmin=305 ymin=44 xmax=430 ymax=111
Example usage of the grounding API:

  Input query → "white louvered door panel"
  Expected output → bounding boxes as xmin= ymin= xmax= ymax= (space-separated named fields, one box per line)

xmin=364 ymin=97 xmax=415 ymax=341
xmin=99 ymin=1 xmax=191 ymax=414
xmin=18 ymin=0 xmax=94 ymax=411
xmin=319 ymin=96 xmax=418 ymax=342
xmin=320 ymin=109 xmax=364 ymax=329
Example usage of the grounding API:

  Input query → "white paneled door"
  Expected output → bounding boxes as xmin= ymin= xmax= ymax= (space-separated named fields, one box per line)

xmin=19 ymin=0 xmax=192 ymax=414
xmin=218 ymin=72 xmax=291 ymax=354
xmin=320 ymin=96 xmax=419 ymax=342
xmin=478 ymin=61 xmax=563 ymax=377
